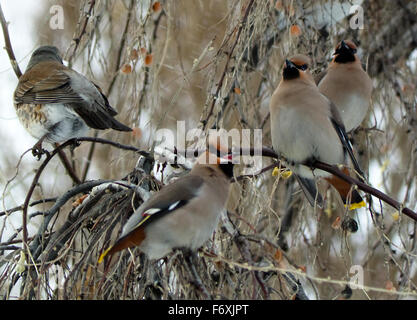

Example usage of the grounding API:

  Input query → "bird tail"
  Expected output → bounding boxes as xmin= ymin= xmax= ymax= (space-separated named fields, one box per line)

xmin=109 ymin=118 xmax=132 ymax=132
xmin=325 ymin=168 xmax=365 ymax=210
xmin=294 ymin=175 xmax=324 ymax=208
xmin=73 ymin=105 xmax=132 ymax=132
xmin=92 ymin=83 xmax=132 ymax=131
xmin=98 ymin=227 xmax=145 ymax=263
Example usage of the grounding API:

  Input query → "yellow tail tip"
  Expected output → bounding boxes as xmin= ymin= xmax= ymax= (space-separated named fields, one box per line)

xmin=98 ymin=246 xmax=112 ymax=264
xmin=345 ymin=200 xmax=366 ymax=211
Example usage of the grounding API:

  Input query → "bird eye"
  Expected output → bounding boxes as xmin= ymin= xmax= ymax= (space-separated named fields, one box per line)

xmin=298 ymin=64 xmax=308 ymax=71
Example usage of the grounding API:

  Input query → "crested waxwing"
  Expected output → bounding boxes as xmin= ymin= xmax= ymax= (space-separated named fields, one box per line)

xmin=318 ymin=40 xmax=372 ymax=132
xmin=98 ymin=141 xmax=234 ymax=262
xmin=14 ymin=46 xmax=131 ymax=156
xmin=269 ymin=54 xmax=364 ymax=209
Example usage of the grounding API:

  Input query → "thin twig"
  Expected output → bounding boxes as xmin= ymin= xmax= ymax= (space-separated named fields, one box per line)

xmin=75 ymin=136 xmax=151 ymax=156
xmin=0 ymin=197 xmax=57 ymax=218
xmin=22 ymin=140 xmax=77 ymax=250
xmin=202 ymin=0 xmax=255 ymax=128
xmin=66 ymin=0 xmax=96 ymax=65
xmin=0 ymin=3 xmax=22 ymax=78
xmin=80 ymin=131 xmax=98 ymax=182
xmin=55 ymin=144 xmax=82 ymax=185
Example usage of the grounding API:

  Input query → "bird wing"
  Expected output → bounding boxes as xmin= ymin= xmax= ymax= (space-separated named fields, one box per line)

xmin=14 ymin=62 xmax=84 ymax=105
xmin=98 ymin=175 xmax=205 ymax=263
xmin=328 ymin=100 xmax=363 ymax=177
xmin=14 ymin=61 xmax=131 ymax=131
xmin=122 ymin=174 xmax=205 ymax=237
xmin=92 ymin=82 xmax=118 ymax=116
xmin=294 ymin=174 xmax=324 ymax=208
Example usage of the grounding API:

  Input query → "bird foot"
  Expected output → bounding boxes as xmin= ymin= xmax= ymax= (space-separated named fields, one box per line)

xmin=32 ymin=141 xmax=49 ymax=160
xmin=70 ymin=139 xmax=81 ymax=152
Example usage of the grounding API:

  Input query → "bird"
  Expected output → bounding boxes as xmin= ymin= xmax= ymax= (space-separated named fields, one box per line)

xmin=13 ymin=46 xmax=131 ymax=157
xmin=98 ymin=139 xmax=234 ymax=263
xmin=269 ymin=54 xmax=364 ymax=209
xmin=317 ymin=40 xmax=372 ymax=132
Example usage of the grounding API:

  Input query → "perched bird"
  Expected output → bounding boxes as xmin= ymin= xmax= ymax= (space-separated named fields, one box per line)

xmin=14 ymin=46 xmax=131 ymax=156
xmin=269 ymin=54 xmax=364 ymax=209
xmin=318 ymin=40 xmax=372 ymax=132
xmin=98 ymin=141 xmax=234 ymax=262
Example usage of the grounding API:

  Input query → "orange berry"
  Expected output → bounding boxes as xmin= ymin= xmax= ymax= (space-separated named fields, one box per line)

xmin=152 ymin=1 xmax=161 ymax=12
xmin=274 ymin=249 xmax=283 ymax=262
xmin=275 ymin=0 xmax=284 ymax=10
xmin=145 ymin=54 xmax=153 ymax=66
xmin=121 ymin=63 xmax=132 ymax=74
xmin=290 ymin=24 xmax=302 ymax=36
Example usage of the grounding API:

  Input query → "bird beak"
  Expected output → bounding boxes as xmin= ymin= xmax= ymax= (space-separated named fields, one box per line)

xmin=340 ymin=40 xmax=350 ymax=51
xmin=334 ymin=40 xmax=351 ymax=55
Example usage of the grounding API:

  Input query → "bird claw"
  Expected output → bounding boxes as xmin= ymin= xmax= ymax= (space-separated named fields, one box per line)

xmin=70 ymin=139 xmax=81 ymax=152
xmin=32 ymin=143 xmax=49 ymax=160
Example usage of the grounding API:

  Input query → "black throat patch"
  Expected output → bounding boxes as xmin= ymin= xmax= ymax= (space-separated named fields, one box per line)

xmin=334 ymin=52 xmax=355 ymax=64
xmin=219 ymin=163 xmax=234 ymax=178
xmin=283 ymin=67 xmax=300 ymax=80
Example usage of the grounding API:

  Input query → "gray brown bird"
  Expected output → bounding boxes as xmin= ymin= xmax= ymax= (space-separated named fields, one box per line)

xmin=269 ymin=54 xmax=364 ymax=209
xmin=14 ymin=46 xmax=131 ymax=156
xmin=98 ymin=142 xmax=234 ymax=262
xmin=318 ymin=40 xmax=372 ymax=132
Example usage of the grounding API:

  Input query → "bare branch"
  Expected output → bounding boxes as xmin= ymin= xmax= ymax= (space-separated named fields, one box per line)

xmin=0 ymin=3 xmax=22 ymax=78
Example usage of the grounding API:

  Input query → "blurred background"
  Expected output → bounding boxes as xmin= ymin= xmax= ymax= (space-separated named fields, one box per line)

xmin=0 ymin=0 xmax=416 ymax=300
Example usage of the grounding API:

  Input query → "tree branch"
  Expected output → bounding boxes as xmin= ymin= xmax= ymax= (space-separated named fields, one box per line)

xmin=313 ymin=161 xmax=417 ymax=222
xmin=0 ymin=197 xmax=57 ymax=218
xmin=0 ymin=3 xmax=22 ymax=78
xmin=21 ymin=137 xmax=151 ymax=252
xmin=254 ymin=147 xmax=417 ymax=222
xmin=65 ymin=0 xmax=96 ymax=65
xmin=29 ymin=179 xmax=113 ymax=261
xmin=176 ymin=145 xmax=417 ymax=222
xmin=54 ymin=144 xmax=82 ymax=185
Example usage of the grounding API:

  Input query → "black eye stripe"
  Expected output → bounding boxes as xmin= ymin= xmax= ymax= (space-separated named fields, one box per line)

xmin=296 ymin=64 xmax=308 ymax=71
